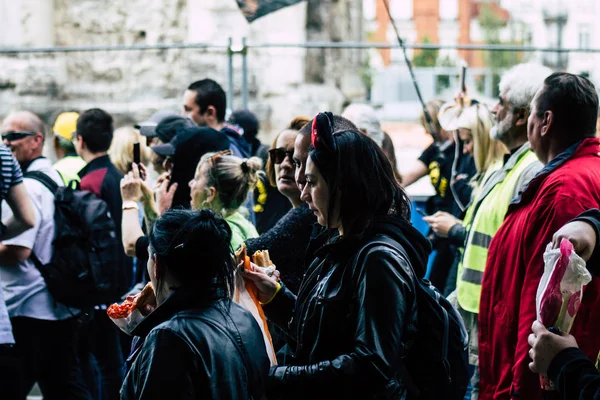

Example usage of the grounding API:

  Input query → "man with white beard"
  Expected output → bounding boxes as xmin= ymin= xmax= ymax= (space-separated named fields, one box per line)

xmin=448 ymin=62 xmax=551 ymax=399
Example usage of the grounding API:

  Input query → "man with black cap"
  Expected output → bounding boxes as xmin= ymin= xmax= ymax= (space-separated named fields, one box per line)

xmin=135 ymin=110 xmax=176 ymax=147
xmin=137 ymin=112 xmax=195 ymax=175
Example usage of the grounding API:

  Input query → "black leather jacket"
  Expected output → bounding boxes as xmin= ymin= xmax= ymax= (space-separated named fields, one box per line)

xmin=121 ymin=289 xmax=270 ymax=400
xmin=264 ymin=215 xmax=430 ymax=399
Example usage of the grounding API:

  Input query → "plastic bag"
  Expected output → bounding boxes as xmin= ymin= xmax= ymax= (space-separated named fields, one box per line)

xmin=536 ymin=239 xmax=592 ymax=389
xmin=107 ymin=282 xmax=156 ymax=335
xmin=234 ymin=246 xmax=278 ymax=366
xmin=110 ymin=308 xmax=146 ymax=335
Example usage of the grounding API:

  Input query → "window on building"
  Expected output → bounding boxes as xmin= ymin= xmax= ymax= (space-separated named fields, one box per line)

xmin=440 ymin=0 xmax=458 ymax=20
xmin=579 ymin=25 xmax=590 ymax=49
xmin=390 ymin=0 xmax=413 ymax=20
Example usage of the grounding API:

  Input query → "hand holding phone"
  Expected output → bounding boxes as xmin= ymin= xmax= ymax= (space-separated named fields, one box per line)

xmin=459 ymin=61 xmax=468 ymax=93
xmin=133 ymin=142 xmax=141 ymax=166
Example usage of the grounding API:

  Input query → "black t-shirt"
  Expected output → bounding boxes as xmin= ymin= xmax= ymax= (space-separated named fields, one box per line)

xmin=253 ymin=176 xmax=292 ymax=234
xmin=418 ymin=142 xmax=476 ymax=217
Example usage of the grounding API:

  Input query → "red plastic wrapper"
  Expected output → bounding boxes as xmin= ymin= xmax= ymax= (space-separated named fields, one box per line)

xmin=107 ymin=283 xmax=156 ymax=335
xmin=536 ymin=239 xmax=592 ymax=390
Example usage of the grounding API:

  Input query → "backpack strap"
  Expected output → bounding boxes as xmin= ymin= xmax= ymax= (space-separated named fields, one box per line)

xmin=24 ymin=171 xmax=59 ymax=195
xmin=22 ymin=171 xmax=54 ymax=277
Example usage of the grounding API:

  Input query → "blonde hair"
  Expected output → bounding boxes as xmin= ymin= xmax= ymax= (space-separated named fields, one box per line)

xmin=198 ymin=151 xmax=263 ymax=212
xmin=108 ymin=126 xmax=152 ymax=175
xmin=419 ymin=99 xmax=445 ymax=135
xmin=458 ymin=104 xmax=507 ymax=173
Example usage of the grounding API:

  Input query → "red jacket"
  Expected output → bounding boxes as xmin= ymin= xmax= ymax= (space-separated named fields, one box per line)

xmin=478 ymin=138 xmax=600 ymax=400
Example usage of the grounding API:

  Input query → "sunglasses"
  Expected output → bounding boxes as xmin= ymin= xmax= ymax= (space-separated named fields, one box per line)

xmin=269 ymin=148 xmax=294 ymax=165
xmin=1 ymin=131 xmax=36 ymax=142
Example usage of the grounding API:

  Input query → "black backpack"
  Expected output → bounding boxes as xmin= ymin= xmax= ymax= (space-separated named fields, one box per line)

xmin=369 ymin=237 xmax=470 ymax=400
xmin=25 ymin=171 xmax=124 ymax=309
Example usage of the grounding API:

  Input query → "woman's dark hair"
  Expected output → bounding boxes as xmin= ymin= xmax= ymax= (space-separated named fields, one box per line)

xmin=149 ymin=208 xmax=235 ymax=298
xmin=309 ymin=113 xmax=411 ymax=239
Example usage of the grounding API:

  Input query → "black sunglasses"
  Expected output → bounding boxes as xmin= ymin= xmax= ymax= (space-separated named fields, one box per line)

xmin=1 ymin=131 xmax=37 ymax=142
xmin=268 ymin=148 xmax=294 ymax=165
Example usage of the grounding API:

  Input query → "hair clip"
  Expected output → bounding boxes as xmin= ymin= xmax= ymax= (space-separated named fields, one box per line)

xmin=174 ymin=243 xmax=185 ymax=250
xmin=311 ymin=112 xmax=336 ymax=153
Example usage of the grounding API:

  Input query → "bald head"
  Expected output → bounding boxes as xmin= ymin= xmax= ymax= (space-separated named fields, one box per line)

xmin=3 ymin=111 xmax=46 ymax=138
xmin=2 ymin=111 xmax=46 ymax=165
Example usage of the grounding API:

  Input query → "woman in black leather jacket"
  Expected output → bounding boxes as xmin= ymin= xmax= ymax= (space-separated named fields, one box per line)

xmin=121 ymin=209 xmax=270 ymax=399
xmin=242 ymin=113 xmax=431 ymax=399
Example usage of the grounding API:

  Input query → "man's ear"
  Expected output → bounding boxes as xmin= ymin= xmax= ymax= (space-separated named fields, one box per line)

xmin=515 ymin=107 xmax=528 ymax=127
xmin=541 ymin=111 xmax=554 ymax=138
xmin=77 ymin=135 xmax=86 ymax=151
xmin=206 ymin=105 xmax=218 ymax=120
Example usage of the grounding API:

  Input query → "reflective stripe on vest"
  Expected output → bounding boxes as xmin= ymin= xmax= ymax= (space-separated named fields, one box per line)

xmin=457 ymin=150 xmax=540 ymax=314
xmin=471 ymin=231 xmax=492 ymax=249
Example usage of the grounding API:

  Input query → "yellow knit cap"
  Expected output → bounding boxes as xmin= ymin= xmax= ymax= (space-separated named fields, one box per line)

xmin=53 ymin=112 xmax=79 ymax=141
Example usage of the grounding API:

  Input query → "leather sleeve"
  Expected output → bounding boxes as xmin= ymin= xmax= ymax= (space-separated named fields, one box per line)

xmin=122 ymin=328 xmax=197 ymax=400
xmin=263 ymin=283 xmax=297 ymax=333
xmin=268 ymin=248 xmax=416 ymax=395
xmin=447 ymin=224 xmax=467 ymax=247
xmin=572 ymin=208 xmax=600 ymax=277
xmin=549 ymin=347 xmax=600 ymax=400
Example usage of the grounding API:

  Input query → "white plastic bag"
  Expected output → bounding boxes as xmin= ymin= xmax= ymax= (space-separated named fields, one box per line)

xmin=536 ymin=240 xmax=592 ymax=332
xmin=234 ymin=264 xmax=278 ymax=366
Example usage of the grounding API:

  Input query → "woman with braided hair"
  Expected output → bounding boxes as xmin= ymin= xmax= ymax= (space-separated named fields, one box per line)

xmin=241 ymin=112 xmax=431 ymax=399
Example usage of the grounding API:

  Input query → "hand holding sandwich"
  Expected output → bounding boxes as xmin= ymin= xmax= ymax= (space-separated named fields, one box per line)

xmin=236 ymin=244 xmax=280 ymax=304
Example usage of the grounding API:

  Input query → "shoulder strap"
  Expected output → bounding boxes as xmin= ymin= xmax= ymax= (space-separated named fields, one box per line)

xmin=22 ymin=171 xmax=55 ymax=277
xmin=24 ymin=171 xmax=59 ymax=195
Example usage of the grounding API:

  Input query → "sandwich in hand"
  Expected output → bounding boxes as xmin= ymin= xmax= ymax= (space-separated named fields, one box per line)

xmin=107 ymin=283 xmax=156 ymax=319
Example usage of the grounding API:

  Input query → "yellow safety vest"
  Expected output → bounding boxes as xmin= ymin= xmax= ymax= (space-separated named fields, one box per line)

xmin=457 ymin=147 xmax=540 ymax=314
xmin=53 ymin=155 xmax=86 ymax=186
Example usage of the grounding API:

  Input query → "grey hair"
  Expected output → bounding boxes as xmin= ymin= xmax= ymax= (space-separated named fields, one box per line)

xmin=341 ymin=103 xmax=385 ymax=147
xmin=499 ymin=63 xmax=553 ymax=110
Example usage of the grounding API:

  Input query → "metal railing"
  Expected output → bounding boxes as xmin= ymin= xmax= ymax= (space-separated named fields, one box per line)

xmin=1 ymin=39 xmax=599 ymax=117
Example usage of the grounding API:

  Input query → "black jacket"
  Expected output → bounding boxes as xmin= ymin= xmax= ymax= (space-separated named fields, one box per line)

xmin=121 ymin=289 xmax=270 ymax=400
xmin=79 ymin=155 xmax=133 ymax=295
xmin=263 ymin=214 xmax=430 ymax=399
xmin=548 ymin=347 xmax=600 ymax=400
xmin=574 ymin=208 xmax=600 ymax=277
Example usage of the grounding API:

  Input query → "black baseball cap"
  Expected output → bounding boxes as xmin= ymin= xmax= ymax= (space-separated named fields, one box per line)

xmin=228 ymin=109 xmax=259 ymax=139
xmin=155 ymin=115 xmax=196 ymax=144
xmin=135 ymin=110 xmax=177 ymax=137
xmin=151 ymin=139 xmax=177 ymax=157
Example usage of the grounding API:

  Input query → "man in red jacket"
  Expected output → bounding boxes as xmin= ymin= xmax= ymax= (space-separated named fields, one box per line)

xmin=478 ymin=72 xmax=600 ymax=400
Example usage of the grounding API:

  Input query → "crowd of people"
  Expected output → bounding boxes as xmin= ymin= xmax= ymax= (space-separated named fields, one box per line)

xmin=0 ymin=65 xmax=599 ymax=400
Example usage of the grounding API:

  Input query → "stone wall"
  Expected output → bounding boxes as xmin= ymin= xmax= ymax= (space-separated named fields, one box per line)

xmin=0 ymin=0 xmax=364 ymax=140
